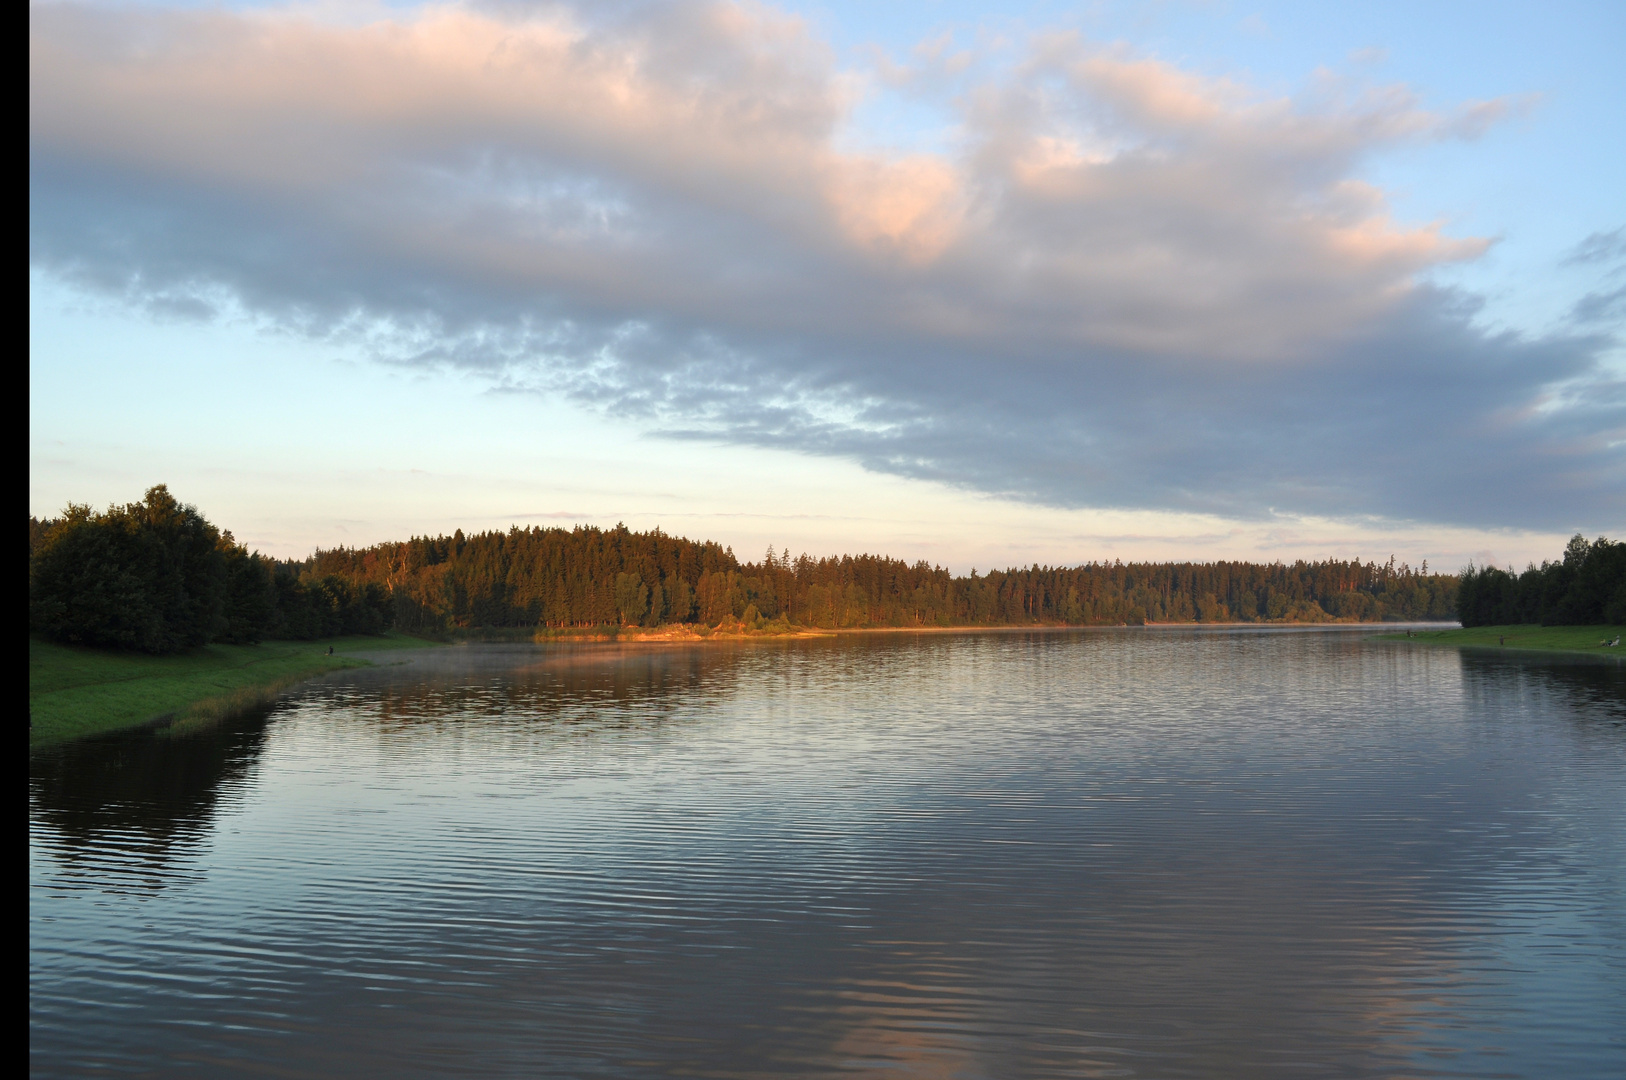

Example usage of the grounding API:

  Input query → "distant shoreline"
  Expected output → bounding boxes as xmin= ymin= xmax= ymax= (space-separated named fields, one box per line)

xmin=441 ymin=619 xmax=1462 ymax=645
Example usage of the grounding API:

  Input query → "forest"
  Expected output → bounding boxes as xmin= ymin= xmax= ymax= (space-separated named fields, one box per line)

xmin=31 ymin=487 xmax=1473 ymax=654
xmin=1455 ymin=535 xmax=1626 ymax=626
xmin=308 ymin=526 xmax=1459 ymax=634
xmin=30 ymin=487 xmax=392 ymax=652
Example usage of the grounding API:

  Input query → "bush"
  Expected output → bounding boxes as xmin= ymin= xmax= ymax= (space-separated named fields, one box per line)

xmin=29 ymin=486 xmax=393 ymax=652
xmin=30 ymin=487 xmax=226 ymax=652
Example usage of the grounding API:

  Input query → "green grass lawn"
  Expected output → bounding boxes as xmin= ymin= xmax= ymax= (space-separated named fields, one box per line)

xmin=29 ymin=631 xmax=437 ymax=749
xmin=1376 ymin=624 xmax=1624 ymax=656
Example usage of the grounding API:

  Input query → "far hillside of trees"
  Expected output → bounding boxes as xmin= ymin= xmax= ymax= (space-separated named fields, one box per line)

xmin=31 ymin=486 xmax=1472 ymax=654
xmin=303 ymin=525 xmax=1456 ymax=633
xmin=1456 ymin=535 xmax=1626 ymax=627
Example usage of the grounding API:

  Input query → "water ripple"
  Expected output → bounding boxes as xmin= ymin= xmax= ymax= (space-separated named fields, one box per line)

xmin=30 ymin=630 xmax=1626 ymax=1078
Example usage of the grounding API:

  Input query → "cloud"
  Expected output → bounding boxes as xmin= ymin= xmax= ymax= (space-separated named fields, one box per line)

xmin=1561 ymin=227 xmax=1625 ymax=328
xmin=1571 ymin=285 xmax=1626 ymax=326
xmin=28 ymin=1 xmax=1624 ymax=531
xmin=866 ymin=28 xmax=980 ymax=93
xmin=1563 ymin=227 xmax=1626 ymax=267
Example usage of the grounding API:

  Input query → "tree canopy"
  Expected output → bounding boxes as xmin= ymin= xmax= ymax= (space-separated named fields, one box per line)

xmin=30 ymin=486 xmax=392 ymax=653
xmin=33 ymin=487 xmax=1508 ymax=654
xmin=300 ymin=527 xmax=1457 ymax=632
xmin=1456 ymin=535 xmax=1626 ymax=627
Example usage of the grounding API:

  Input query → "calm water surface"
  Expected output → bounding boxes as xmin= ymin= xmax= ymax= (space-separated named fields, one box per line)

xmin=29 ymin=629 xmax=1626 ymax=1077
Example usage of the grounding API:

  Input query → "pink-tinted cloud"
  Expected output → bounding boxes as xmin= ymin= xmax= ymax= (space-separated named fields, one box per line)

xmin=28 ymin=1 xmax=1623 ymax=529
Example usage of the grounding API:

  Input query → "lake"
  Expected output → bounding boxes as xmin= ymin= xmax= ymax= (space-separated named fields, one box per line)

xmin=29 ymin=628 xmax=1626 ymax=1078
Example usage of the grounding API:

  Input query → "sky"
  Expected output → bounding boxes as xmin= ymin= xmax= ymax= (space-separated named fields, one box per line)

xmin=28 ymin=0 xmax=1626 ymax=571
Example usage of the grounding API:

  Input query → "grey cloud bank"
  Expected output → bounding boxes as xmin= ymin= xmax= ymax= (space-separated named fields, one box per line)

xmin=28 ymin=1 xmax=1624 ymax=531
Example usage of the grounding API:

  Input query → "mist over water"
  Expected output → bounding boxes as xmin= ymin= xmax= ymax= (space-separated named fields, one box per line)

xmin=29 ymin=630 xmax=1626 ymax=1078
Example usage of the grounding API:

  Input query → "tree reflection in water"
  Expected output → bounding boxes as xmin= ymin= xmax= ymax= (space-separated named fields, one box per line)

xmin=30 ymin=708 xmax=273 ymax=893
xmin=29 ymin=634 xmax=1626 ymax=1079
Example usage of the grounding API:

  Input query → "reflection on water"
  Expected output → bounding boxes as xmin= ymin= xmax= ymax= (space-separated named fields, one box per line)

xmin=1458 ymin=648 xmax=1626 ymax=722
xmin=30 ymin=708 xmax=272 ymax=894
xmin=30 ymin=631 xmax=1626 ymax=1078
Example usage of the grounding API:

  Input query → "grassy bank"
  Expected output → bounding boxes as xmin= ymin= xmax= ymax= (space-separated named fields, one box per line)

xmin=29 ymin=632 xmax=436 ymax=749
xmin=1376 ymin=624 xmax=1624 ymax=657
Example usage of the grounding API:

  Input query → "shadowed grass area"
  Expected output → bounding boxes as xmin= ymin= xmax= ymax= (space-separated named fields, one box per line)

xmin=1376 ymin=624 xmax=1624 ymax=656
xmin=29 ymin=632 xmax=436 ymax=748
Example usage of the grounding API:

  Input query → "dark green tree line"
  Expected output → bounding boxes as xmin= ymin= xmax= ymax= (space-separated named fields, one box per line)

xmin=30 ymin=486 xmax=391 ymax=652
xmin=32 ymin=488 xmax=1481 ymax=651
xmin=1456 ymin=535 xmax=1626 ymax=627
